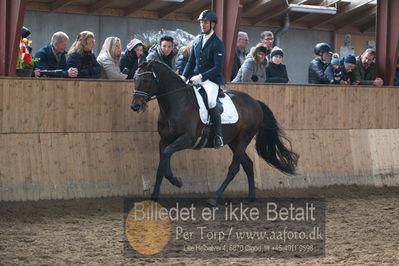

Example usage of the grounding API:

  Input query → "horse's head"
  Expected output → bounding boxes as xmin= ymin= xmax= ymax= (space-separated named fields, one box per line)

xmin=131 ymin=60 xmax=159 ymax=112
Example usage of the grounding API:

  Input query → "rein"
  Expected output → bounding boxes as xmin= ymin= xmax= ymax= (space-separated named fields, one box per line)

xmin=133 ymin=71 xmax=193 ymax=102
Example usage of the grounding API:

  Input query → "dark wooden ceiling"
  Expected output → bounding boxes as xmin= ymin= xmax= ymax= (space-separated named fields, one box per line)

xmin=26 ymin=0 xmax=377 ymax=33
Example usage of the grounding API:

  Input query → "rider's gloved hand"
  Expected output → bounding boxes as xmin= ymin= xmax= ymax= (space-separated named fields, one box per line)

xmin=190 ymin=74 xmax=202 ymax=85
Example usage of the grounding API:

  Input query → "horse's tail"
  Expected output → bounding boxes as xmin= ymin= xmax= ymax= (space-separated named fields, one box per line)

xmin=255 ymin=100 xmax=299 ymax=175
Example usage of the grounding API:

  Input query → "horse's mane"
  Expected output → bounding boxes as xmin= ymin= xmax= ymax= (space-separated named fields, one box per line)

xmin=141 ymin=60 xmax=187 ymax=87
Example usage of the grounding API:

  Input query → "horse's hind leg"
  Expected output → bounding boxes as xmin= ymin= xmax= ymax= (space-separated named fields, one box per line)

xmin=207 ymin=149 xmax=243 ymax=206
xmin=241 ymin=152 xmax=256 ymax=203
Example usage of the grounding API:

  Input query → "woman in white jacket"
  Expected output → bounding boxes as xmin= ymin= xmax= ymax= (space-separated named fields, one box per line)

xmin=97 ymin=37 xmax=127 ymax=80
xmin=232 ymin=43 xmax=268 ymax=83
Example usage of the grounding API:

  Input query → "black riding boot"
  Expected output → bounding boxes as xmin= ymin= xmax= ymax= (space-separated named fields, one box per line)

xmin=209 ymin=107 xmax=224 ymax=148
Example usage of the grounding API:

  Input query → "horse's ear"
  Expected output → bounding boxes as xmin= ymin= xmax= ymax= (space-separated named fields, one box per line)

xmin=147 ymin=60 xmax=157 ymax=69
xmin=138 ymin=56 xmax=145 ymax=66
xmin=138 ymin=61 xmax=148 ymax=69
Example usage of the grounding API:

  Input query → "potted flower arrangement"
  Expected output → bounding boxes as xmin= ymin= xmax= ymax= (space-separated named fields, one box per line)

xmin=16 ymin=38 xmax=39 ymax=77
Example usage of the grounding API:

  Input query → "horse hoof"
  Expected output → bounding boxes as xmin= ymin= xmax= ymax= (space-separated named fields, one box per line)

xmin=243 ymin=197 xmax=256 ymax=204
xmin=206 ymin=198 xmax=218 ymax=207
xmin=167 ymin=176 xmax=183 ymax=188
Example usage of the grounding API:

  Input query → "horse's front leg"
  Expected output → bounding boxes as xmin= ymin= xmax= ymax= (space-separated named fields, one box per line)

xmin=151 ymin=134 xmax=193 ymax=201
xmin=159 ymin=141 xmax=183 ymax=188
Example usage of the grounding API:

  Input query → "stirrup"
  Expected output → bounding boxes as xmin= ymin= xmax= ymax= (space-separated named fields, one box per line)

xmin=214 ymin=135 xmax=224 ymax=148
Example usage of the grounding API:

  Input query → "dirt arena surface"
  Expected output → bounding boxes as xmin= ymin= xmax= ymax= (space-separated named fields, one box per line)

xmin=1 ymin=185 xmax=398 ymax=265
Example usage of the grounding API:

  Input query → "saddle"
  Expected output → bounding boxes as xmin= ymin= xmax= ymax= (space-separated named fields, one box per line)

xmin=189 ymin=84 xmax=239 ymax=149
xmin=196 ymin=85 xmax=224 ymax=115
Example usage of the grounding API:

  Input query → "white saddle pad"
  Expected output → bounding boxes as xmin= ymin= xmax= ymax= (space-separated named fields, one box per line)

xmin=193 ymin=86 xmax=239 ymax=124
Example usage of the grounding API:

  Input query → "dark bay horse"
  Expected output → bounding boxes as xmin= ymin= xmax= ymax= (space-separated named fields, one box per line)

xmin=131 ymin=60 xmax=299 ymax=206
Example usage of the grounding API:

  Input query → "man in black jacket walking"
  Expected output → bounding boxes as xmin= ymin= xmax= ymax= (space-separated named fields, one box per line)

xmin=308 ymin=42 xmax=333 ymax=84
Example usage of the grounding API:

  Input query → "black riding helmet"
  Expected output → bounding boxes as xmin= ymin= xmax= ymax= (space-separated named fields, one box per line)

xmin=198 ymin=10 xmax=218 ymax=24
xmin=314 ymin=42 xmax=332 ymax=55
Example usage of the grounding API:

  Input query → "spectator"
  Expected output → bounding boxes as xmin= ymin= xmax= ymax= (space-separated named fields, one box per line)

xmin=120 ymin=38 xmax=145 ymax=79
xmin=232 ymin=43 xmax=268 ymax=83
xmin=394 ymin=56 xmax=399 ymax=86
xmin=260 ymin=30 xmax=274 ymax=59
xmin=324 ymin=53 xmax=342 ymax=84
xmin=146 ymin=35 xmax=176 ymax=71
xmin=34 ymin=31 xmax=78 ymax=78
xmin=22 ymin=26 xmax=32 ymax=54
xmin=66 ymin=31 xmax=101 ymax=79
xmin=97 ymin=37 xmax=127 ymax=80
xmin=231 ymin=31 xmax=249 ymax=81
xmin=175 ymin=43 xmax=192 ymax=75
xmin=308 ymin=42 xmax=333 ymax=84
xmin=353 ymin=48 xmax=383 ymax=86
xmin=332 ymin=54 xmax=357 ymax=85
xmin=266 ymin=47 xmax=288 ymax=83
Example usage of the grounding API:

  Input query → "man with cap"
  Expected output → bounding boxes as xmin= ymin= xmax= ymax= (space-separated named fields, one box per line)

xmin=120 ymin=38 xmax=145 ymax=79
xmin=326 ymin=54 xmax=357 ymax=85
xmin=324 ymin=53 xmax=342 ymax=84
xmin=308 ymin=42 xmax=333 ymax=84
xmin=182 ymin=9 xmax=225 ymax=148
xmin=340 ymin=54 xmax=357 ymax=85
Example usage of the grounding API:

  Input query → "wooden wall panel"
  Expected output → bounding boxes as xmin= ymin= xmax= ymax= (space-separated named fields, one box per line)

xmin=0 ymin=78 xmax=158 ymax=133
xmin=1 ymin=78 xmax=399 ymax=133
xmin=1 ymin=78 xmax=399 ymax=201
xmin=1 ymin=129 xmax=399 ymax=201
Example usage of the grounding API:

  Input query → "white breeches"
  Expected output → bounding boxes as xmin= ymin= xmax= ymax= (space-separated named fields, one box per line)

xmin=199 ymin=80 xmax=219 ymax=109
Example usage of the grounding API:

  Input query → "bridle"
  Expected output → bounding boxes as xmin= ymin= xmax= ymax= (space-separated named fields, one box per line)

xmin=133 ymin=70 xmax=193 ymax=102
xmin=133 ymin=71 xmax=157 ymax=102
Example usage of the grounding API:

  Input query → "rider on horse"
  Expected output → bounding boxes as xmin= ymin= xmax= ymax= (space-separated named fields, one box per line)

xmin=182 ymin=10 xmax=225 ymax=148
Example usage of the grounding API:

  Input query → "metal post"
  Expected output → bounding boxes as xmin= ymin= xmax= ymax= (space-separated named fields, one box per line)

xmin=376 ymin=0 xmax=399 ymax=86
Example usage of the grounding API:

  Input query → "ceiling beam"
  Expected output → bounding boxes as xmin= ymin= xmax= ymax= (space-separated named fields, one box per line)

xmin=242 ymin=0 xmax=272 ymax=16
xmin=50 ymin=0 xmax=74 ymax=11
xmin=124 ymin=0 xmax=158 ymax=17
xmin=309 ymin=0 xmax=374 ymax=28
xmin=252 ymin=0 xmax=313 ymax=25
xmin=89 ymin=0 xmax=114 ymax=14
xmin=359 ymin=15 xmax=376 ymax=33
xmin=158 ymin=0 xmax=193 ymax=19
xmin=335 ymin=6 xmax=376 ymax=30
xmin=251 ymin=2 xmax=288 ymax=24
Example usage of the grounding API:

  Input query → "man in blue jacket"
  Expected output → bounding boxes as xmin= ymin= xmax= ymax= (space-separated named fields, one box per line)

xmin=182 ymin=10 xmax=225 ymax=148
xmin=34 ymin=32 xmax=78 ymax=78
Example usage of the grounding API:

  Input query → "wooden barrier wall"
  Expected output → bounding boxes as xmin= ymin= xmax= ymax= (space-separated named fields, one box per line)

xmin=1 ymin=77 xmax=399 ymax=201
